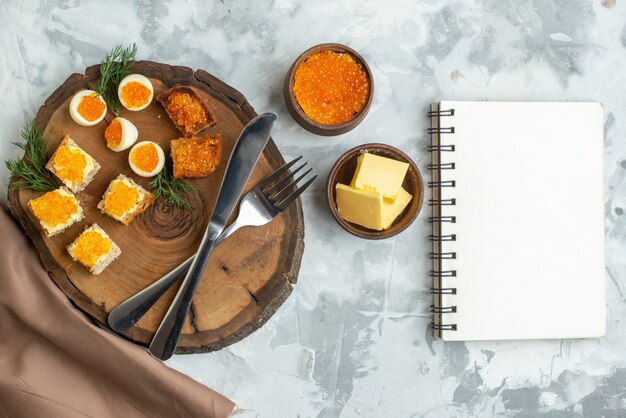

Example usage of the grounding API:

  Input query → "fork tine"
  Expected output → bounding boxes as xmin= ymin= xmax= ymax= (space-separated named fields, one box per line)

xmin=275 ymin=174 xmax=318 ymax=211
xmin=263 ymin=162 xmax=307 ymax=195
xmin=269 ymin=168 xmax=313 ymax=201
xmin=257 ymin=156 xmax=303 ymax=189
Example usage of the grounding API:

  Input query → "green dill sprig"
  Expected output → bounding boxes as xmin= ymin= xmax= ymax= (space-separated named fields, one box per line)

xmin=148 ymin=166 xmax=194 ymax=210
xmin=5 ymin=121 xmax=57 ymax=192
xmin=96 ymin=43 xmax=137 ymax=116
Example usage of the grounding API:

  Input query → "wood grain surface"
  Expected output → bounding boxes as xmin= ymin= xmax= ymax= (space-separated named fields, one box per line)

xmin=7 ymin=60 xmax=304 ymax=353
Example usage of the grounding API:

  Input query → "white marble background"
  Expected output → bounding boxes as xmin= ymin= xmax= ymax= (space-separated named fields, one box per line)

xmin=1 ymin=0 xmax=626 ymax=417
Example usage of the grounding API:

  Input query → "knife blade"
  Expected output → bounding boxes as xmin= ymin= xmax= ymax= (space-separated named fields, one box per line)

xmin=148 ymin=112 xmax=277 ymax=360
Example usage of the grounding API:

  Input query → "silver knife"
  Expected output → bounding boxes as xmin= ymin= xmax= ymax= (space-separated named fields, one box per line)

xmin=148 ymin=112 xmax=277 ymax=360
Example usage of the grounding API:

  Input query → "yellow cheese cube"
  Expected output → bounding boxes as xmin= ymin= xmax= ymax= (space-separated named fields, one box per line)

xmin=335 ymin=183 xmax=384 ymax=231
xmin=350 ymin=153 xmax=409 ymax=200
xmin=382 ymin=187 xmax=413 ymax=229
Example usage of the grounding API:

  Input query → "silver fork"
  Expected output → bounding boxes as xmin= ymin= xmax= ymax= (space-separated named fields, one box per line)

xmin=107 ymin=157 xmax=317 ymax=333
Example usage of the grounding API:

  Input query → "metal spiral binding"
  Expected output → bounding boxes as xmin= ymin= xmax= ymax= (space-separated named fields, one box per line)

xmin=428 ymin=216 xmax=456 ymax=223
xmin=431 ymin=305 xmax=457 ymax=313
xmin=428 ymin=106 xmax=457 ymax=333
xmin=432 ymin=323 xmax=458 ymax=331
xmin=429 ymin=252 xmax=456 ymax=260
xmin=428 ymin=198 xmax=456 ymax=206
xmin=430 ymin=288 xmax=457 ymax=295
xmin=427 ymin=162 xmax=455 ymax=170
xmin=427 ymin=109 xmax=455 ymax=117
xmin=428 ymin=126 xmax=455 ymax=134
xmin=427 ymin=145 xmax=455 ymax=152
xmin=428 ymin=234 xmax=456 ymax=241
xmin=428 ymin=180 xmax=456 ymax=188
xmin=430 ymin=270 xmax=457 ymax=278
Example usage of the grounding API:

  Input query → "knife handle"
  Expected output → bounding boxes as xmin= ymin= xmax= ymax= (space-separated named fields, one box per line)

xmin=149 ymin=236 xmax=218 ymax=360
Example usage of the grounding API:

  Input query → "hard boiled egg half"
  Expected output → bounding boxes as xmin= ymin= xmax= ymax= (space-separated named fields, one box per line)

xmin=118 ymin=74 xmax=154 ymax=111
xmin=128 ymin=141 xmax=165 ymax=177
xmin=104 ymin=117 xmax=138 ymax=152
xmin=69 ymin=90 xmax=107 ymax=126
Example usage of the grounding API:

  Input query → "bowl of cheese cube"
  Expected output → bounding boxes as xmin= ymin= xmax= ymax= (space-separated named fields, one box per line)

xmin=326 ymin=143 xmax=423 ymax=239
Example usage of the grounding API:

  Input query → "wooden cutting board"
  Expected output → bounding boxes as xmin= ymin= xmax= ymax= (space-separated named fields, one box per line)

xmin=7 ymin=61 xmax=304 ymax=353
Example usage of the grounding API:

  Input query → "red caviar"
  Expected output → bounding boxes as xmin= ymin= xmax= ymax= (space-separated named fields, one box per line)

xmin=54 ymin=146 xmax=87 ymax=184
xmin=104 ymin=180 xmax=140 ymax=217
xmin=77 ymin=94 xmax=106 ymax=121
xmin=164 ymin=92 xmax=208 ymax=136
xmin=130 ymin=143 xmax=159 ymax=173
xmin=120 ymin=81 xmax=152 ymax=109
xmin=29 ymin=191 xmax=78 ymax=227
xmin=72 ymin=231 xmax=111 ymax=268
xmin=105 ymin=119 xmax=122 ymax=148
xmin=293 ymin=51 xmax=369 ymax=125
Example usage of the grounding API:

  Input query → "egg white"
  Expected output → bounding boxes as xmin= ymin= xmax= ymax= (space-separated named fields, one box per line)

xmin=128 ymin=141 xmax=165 ymax=177
xmin=107 ymin=117 xmax=138 ymax=152
xmin=69 ymin=90 xmax=107 ymax=126
xmin=118 ymin=74 xmax=154 ymax=111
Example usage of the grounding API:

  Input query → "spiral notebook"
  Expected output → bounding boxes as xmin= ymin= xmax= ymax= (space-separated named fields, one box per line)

xmin=429 ymin=101 xmax=606 ymax=341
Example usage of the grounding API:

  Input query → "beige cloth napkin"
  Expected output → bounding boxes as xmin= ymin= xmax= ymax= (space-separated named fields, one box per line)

xmin=0 ymin=206 xmax=235 ymax=418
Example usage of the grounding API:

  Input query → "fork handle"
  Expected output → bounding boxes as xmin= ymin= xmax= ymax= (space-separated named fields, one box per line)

xmin=219 ymin=217 xmax=246 ymax=242
xmin=107 ymin=225 xmax=238 ymax=333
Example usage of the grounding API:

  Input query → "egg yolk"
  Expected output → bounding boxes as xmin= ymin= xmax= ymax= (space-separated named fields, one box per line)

xmin=54 ymin=146 xmax=87 ymax=184
xmin=29 ymin=191 xmax=78 ymax=227
xmin=164 ymin=92 xmax=208 ymax=136
xmin=77 ymin=94 xmax=106 ymax=122
xmin=104 ymin=181 xmax=140 ymax=217
xmin=130 ymin=143 xmax=159 ymax=173
xmin=72 ymin=230 xmax=111 ymax=268
xmin=105 ymin=119 xmax=123 ymax=148
xmin=120 ymin=81 xmax=151 ymax=109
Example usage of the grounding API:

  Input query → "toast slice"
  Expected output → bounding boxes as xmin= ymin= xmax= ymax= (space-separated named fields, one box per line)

xmin=46 ymin=135 xmax=100 ymax=193
xmin=67 ymin=224 xmax=120 ymax=275
xmin=156 ymin=86 xmax=217 ymax=137
xmin=27 ymin=187 xmax=84 ymax=237
xmin=97 ymin=174 xmax=155 ymax=225
xmin=170 ymin=135 xmax=222 ymax=179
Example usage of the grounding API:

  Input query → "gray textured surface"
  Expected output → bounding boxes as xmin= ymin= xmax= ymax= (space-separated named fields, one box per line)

xmin=1 ymin=1 xmax=625 ymax=417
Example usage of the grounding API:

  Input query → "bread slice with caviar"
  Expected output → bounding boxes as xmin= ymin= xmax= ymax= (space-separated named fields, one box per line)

xmin=67 ymin=224 xmax=120 ymax=275
xmin=97 ymin=174 xmax=155 ymax=225
xmin=27 ymin=187 xmax=84 ymax=237
xmin=171 ymin=134 xmax=222 ymax=179
xmin=156 ymin=86 xmax=217 ymax=137
xmin=46 ymin=135 xmax=100 ymax=193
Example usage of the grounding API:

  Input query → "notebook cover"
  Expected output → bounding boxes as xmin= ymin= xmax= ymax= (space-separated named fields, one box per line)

xmin=431 ymin=101 xmax=606 ymax=341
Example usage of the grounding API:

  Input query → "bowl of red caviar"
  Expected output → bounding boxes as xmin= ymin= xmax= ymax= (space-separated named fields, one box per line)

xmin=284 ymin=43 xmax=374 ymax=136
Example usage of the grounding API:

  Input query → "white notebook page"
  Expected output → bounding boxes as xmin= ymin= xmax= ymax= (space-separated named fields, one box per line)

xmin=436 ymin=101 xmax=605 ymax=341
